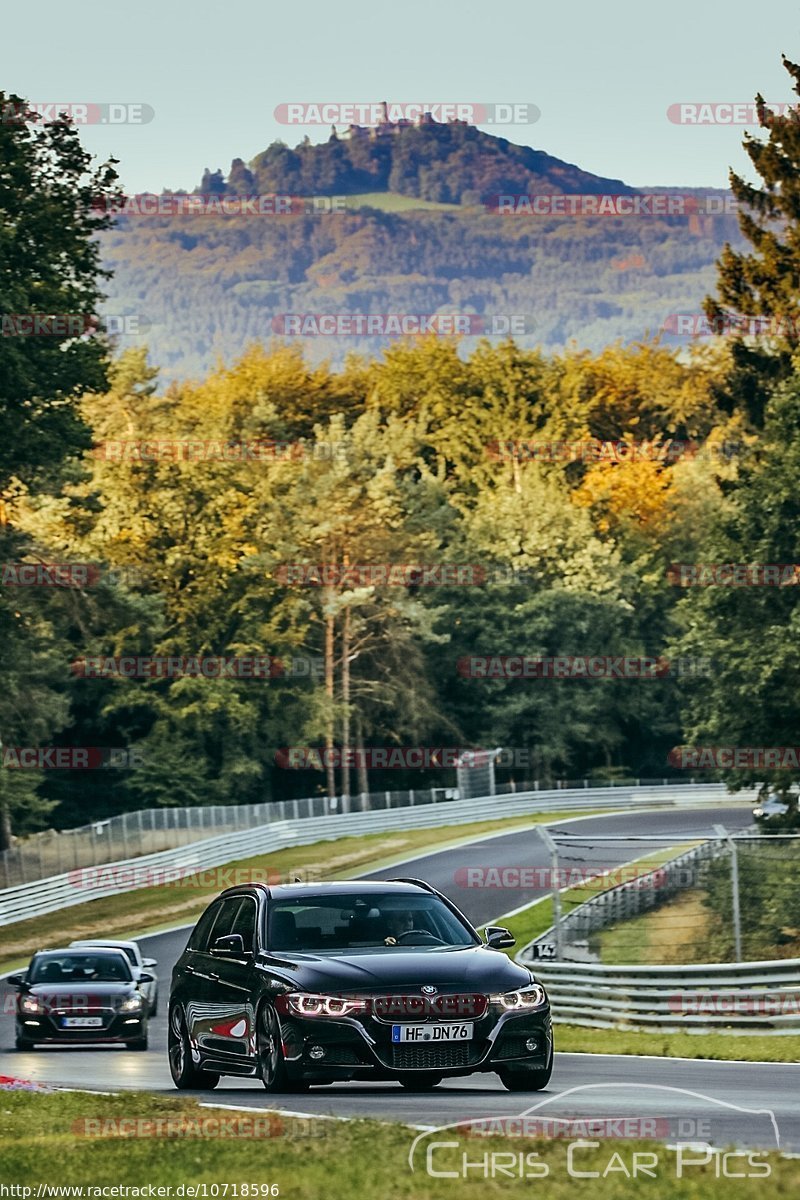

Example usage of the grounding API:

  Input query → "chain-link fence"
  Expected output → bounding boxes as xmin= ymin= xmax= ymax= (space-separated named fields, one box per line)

xmin=0 ymin=775 xmax=690 ymax=888
xmin=523 ymin=830 xmax=800 ymax=966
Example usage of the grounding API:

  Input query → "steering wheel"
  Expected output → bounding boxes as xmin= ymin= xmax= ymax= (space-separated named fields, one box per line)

xmin=394 ymin=929 xmax=444 ymax=944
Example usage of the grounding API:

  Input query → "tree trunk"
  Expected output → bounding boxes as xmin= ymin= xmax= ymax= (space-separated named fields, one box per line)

xmin=324 ymin=590 xmax=336 ymax=802
xmin=355 ymin=714 xmax=369 ymax=797
xmin=341 ymin=602 xmax=351 ymax=809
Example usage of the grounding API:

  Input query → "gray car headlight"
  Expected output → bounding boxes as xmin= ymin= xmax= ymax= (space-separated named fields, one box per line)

xmin=119 ymin=994 xmax=145 ymax=1013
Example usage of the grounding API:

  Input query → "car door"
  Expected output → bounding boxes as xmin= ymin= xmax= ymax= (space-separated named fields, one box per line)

xmin=182 ymin=898 xmax=231 ymax=1048
xmin=188 ymin=897 xmax=253 ymax=1058
xmin=205 ymin=896 xmax=259 ymax=1059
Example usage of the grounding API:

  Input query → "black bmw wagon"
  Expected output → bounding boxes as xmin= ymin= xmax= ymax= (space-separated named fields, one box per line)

xmin=168 ymin=879 xmax=552 ymax=1092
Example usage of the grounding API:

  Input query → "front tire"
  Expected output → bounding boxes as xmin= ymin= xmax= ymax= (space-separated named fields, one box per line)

xmin=257 ymin=1003 xmax=308 ymax=1093
xmin=399 ymin=1073 xmax=442 ymax=1091
xmin=127 ymin=1032 xmax=149 ymax=1051
xmin=498 ymin=1046 xmax=553 ymax=1092
xmin=15 ymin=1034 xmax=35 ymax=1051
xmin=168 ymin=1006 xmax=219 ymax=1089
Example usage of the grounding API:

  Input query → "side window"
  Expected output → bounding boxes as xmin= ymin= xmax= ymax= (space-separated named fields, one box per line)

xmin=230 ymin=897 xmax=257 ymax=952
xmin=188 ymin=901 xmax=223 ymax=951
xmin=207 ymin=897 xmax=245 ymax=946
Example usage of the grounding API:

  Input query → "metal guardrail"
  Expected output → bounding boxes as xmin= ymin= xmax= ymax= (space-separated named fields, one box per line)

xmin=517 ymin=839 xmax=800 ymax=1034
xmin=519 ymin=958 xmax=800 ymax=1034
xmin=0 ymin=783 xmax=741 ymax=927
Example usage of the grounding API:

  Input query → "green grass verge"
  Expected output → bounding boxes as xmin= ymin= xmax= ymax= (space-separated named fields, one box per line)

xmin=341 ymin=191 xmax=461 ymax=212
xmin=597 ymin=887 xmax=715 ymax=965
xmin=554 ymin=1023 xmax=800 ymax=1062
xmin=0 ymin=810 xmax=599 ymax=975
xmin=1 ymin=1092 xmax=796 ymax=1197
xmin=493 ymin=843 xmax=698 ymax=957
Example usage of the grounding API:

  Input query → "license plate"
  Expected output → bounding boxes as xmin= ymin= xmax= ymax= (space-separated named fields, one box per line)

xmin=392 ymin=1022 xmax=473 ymax=1043
xmin=62 ymin=1017 xmax=103 ymax=1028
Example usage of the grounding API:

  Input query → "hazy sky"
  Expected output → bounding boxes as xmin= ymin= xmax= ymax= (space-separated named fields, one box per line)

xmin=3 ymin=1 xmax=799 ymax=193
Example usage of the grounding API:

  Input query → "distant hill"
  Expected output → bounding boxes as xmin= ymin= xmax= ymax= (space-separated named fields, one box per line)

xmin=202 ymin=120 xmax=636 ymax=205
xmin=100 ymin=122 xmax=743 ymax=380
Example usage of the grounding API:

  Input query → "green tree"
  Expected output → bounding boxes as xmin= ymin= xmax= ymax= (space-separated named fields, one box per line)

xmin=673 ymin=365 xmax=800 ymax=815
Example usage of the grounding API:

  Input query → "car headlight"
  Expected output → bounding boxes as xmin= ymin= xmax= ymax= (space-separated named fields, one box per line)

xmin=119 ymin=994 xmax=145 ymax=1013
xmin=276 ymin=993 xmax=368 ymax=1018
xmin=489 ymin=984 xmax=547 ymax=1010
xmin=19 ymin=995 xmax=40 ymax=1014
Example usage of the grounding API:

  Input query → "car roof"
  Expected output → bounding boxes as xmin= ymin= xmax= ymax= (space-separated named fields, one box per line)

xmin=221 ymin=880 xmax=432 ymax=901
xmin=34 ymin=946 xmax=132 ymax=960
xmin=70 ymin=939 xmax=138 ymax=949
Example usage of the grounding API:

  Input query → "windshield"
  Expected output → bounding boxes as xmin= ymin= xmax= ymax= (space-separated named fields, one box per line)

xmin=75 ymin=943 xmax=138 ymax=966
xmin=267 ymin=892 xmax=478 ymax=952
xmin=30 ymin=952 xmax=133 ymax=984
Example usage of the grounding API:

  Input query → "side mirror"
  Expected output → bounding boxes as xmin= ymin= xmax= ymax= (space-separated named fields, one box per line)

xmin=211 ymin=934 xmax=247 ymax=957
xmin=484 ymin=926 xmax=516 ymax=950
xmin=7 ymin=973 xmax=26 ymax=988
xmin=141 ymin=958 xmax=157 ymax=969
xmin=138 ymin=972 xmax=155 ymax=984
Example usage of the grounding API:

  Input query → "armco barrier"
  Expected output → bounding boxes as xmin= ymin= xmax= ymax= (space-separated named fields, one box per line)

xmin=0 ymin=783 xmax=747 ymax=927
xmin=517 ymin=957 xmax=800 ymax=1034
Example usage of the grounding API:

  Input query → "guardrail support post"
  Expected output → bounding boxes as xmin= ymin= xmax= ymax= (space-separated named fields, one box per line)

xmin=714 ymin=823 xmax=742 ymax=962
xmin=537 ymin=826 xmax=563 ymax=959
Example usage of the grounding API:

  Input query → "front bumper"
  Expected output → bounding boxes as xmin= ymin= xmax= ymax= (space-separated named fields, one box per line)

xmin=16 ymin=1013 xmax=147 ymax=1044
xmin=278 ymin=1005 xmax=552 ymax=1079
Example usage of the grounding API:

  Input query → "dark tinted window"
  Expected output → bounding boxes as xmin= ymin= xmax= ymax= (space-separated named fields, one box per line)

xmin=188 ymin=901 xmax=222 ymax=951
xmin=207 ymin=897 xmax=247 ymax=945
xmin=30 ymin=952 xmax=132 ymax=983
xmin=267 ymin=892 xmax=477 ymax=951
xmin=229 ymin=897 xmax=257 ymax=951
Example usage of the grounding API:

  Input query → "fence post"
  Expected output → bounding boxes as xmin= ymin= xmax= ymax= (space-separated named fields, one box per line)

xmin=714 ymin=824 xmax=742 ymax=962
xmin=537 ymin=827 xmax=562 ymax=959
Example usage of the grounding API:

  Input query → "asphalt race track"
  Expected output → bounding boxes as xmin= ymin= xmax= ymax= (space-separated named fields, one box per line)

xmin=2 ymin=805 xmax=799 ymax=1151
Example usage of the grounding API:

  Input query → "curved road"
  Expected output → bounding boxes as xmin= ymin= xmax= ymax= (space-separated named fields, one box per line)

xmin=2 ymin=805 xmax=798 ymax=1150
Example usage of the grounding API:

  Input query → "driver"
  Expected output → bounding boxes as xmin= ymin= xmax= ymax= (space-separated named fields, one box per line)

xmin=383 ymin=909 xmax=415 ymax=945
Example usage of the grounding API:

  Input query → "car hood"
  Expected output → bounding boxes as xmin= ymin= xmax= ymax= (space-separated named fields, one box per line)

xmin=257 ymin=944 xmax=536 ymax=994
xmin=26 ymin=982 xmax=139 ymax=999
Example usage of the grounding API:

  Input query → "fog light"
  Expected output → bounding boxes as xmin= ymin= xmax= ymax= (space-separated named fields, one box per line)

xmin=309 ymin=1045 xmax=326 ymax=1060
xmin=525 ymin=1038 xmax=538 ymax=1051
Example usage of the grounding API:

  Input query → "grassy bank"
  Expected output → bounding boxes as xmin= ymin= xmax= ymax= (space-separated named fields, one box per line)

xmin=0 ymin=1091 xmax=795 ymax=1199
xmin=555 ymin=1023 xmax=800 ymax=1062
